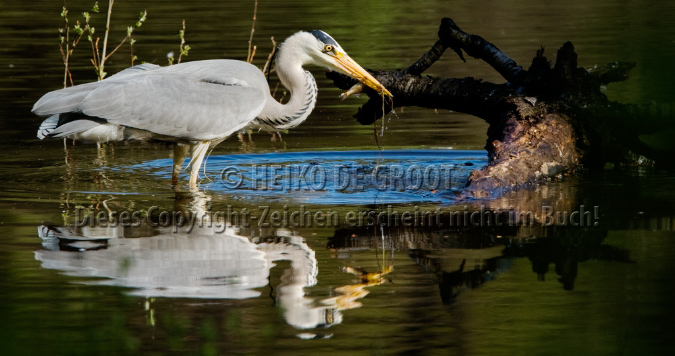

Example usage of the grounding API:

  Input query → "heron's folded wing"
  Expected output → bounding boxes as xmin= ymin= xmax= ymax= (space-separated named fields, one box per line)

xmin=107 ymin=63 xmax=161 ymax=79
xmin=32 ymin=63 xmax=162 ymax=115
xmin=76 ymin=74 xmax=266 ymax=141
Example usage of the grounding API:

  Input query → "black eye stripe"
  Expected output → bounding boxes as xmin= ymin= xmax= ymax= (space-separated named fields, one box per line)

xmin=308 ymin=30 xmax=339 ymax=47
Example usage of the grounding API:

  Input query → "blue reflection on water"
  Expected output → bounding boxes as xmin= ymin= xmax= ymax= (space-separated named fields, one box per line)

xmin=144 ymin=149 xmax=487 ymax=204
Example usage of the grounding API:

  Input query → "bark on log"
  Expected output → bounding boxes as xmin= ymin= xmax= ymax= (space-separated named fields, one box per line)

xmin=327 ymin=18 xmax=672 ymax=198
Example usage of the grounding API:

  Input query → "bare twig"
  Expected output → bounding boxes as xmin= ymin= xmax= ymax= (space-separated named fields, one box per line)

xmin=60 ymin=34 xmax=70 ymax=87
xmin=130 ymin=38 xmax=136 ymax=65
xmin=89 ymin=4 xmax=146 ymax=78
xmin=262 ymin=36 xmax=277 ymax=77
xmin=104 ymin=34 xmax=129 ymax=61
xmin=167 ymin=20 xmax=190 ymax=65
xmin=98 ymin=0 xmax=114 ymax=80
xmin=59 ymin=6 xmax=71 ymax=88
xmin=91 ymin=37 xmax=102 ymax=70
xmin=271 ymin=82 xmax=280 ymax=98
xmin=59 ymin=5 xmax=94 ymax=87
xmin=247 ymin=0 xmax=258 ymax=63
xmin=90 ymin=31 xmax=100 ymax=69
xmin=177 ymin=19 xmax=189 ymax=64
xmin=249 ymin=46 xmax=257 ymax=63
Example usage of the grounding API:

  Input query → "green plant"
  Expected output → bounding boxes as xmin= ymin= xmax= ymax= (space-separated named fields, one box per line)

xmin=58 ymin=1 xmax=147 ymax=86
xmin=167 ymin=20 xmax=191 ymax=65
xmin=58 ymin=2 xmax=99 ymax=87
xmin=91 ymin=0 xmax=147 ymax=80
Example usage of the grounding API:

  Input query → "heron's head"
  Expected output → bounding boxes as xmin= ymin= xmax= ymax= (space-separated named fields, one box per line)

xmin=282 ymin=30 xmax=392 ymax=97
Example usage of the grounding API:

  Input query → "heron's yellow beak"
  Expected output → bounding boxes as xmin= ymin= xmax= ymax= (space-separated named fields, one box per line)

xmin=333 ymin=52 xmax=393 ymax=97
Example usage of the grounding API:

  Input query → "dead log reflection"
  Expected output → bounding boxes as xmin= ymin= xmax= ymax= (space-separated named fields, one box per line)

xmin=330 ymin=216 xmax=634 ymax=302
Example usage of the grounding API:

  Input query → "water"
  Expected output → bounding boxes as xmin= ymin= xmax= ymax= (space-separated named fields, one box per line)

xmin=2 ymin=0 xmax=675 ymax=355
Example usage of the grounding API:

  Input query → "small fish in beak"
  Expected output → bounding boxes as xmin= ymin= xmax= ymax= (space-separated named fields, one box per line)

xmin=332 ymin=51 xmax=393 ymax=97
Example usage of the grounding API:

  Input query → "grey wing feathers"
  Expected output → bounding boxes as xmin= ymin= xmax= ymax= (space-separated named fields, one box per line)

xmin=33 ymin=61 xmax=268 ymax=141
xmin=79 ymin=75 xmax=266 ymax=140
xmin=37 ymin=115 xmax=59 ymax=139
xmin=33 ymin=83 xmax=99 ymax=116
xmin=106 ymin=63 xmax=160 ymax=78
xmin=32 ymin=63 xmax=161 ymax=116
xmin=37 ymin=114 xmax=100 ymax=139
xmin=48 ymin=120 xmax=102 ymax=138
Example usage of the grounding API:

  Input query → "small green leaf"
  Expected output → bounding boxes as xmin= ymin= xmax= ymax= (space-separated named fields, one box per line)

xmin=136 ymin=10 xmax=147 ymax=27
xmin=92 ymin=2 xmax=99 ymax=13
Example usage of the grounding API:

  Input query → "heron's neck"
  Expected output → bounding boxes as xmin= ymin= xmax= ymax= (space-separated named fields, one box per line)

xmin=257 ymin=49 xmax=318 ymax=130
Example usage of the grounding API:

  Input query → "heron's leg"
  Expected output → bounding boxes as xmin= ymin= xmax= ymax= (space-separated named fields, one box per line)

xmin=172 ymin=143 xmax=189 ymax=185
xmin=187 ymin=141 xmax=211 ymax=188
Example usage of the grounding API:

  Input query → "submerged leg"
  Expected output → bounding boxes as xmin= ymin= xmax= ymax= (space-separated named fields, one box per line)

xmin=187 ymin=141 xmax=211 ymax=188
xmin=172 ymin=143 xmax=189 ymax=185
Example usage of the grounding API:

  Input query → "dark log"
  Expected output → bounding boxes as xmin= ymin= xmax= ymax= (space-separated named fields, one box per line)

xmin=327 ymin=17 xmax=673 ymax=198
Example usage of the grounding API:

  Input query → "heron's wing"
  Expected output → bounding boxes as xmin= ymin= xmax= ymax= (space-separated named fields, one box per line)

xmin=32 ymin=63 xmax=162 ymax=116
xmin=35 ymin=70 xmax=266 ymax=141
xmin=107 ymin=63 xmax=161 ymax=79
xmin=85 ymin=75 xmax=266 ymax=140
xmin=37 ymin=114 xmax=102 ymax=139
xmin=48 ymin=120 xmax=102 ymax=138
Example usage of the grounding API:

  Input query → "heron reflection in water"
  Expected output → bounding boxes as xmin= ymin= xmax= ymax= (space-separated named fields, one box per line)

xmin=35 ymin=213 xmax=390 ymax=330
xmin=33 ymin=30 xmax=392 ymax=187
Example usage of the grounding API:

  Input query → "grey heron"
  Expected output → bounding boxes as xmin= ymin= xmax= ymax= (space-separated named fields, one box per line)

xmin=33 ymin=30 xmax=392 ymax=188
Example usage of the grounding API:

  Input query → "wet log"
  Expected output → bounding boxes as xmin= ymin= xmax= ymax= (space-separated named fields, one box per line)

xmin=328 ymin=18 xmax=671 ymax=198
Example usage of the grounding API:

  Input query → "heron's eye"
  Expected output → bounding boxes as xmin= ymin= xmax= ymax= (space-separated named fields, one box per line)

xmin=324 ymin=44 xmax=333 ymax=53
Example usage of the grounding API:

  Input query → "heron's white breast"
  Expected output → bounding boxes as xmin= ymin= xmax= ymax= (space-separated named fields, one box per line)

xmin=69 ymin=123 xmax=125 ymax=143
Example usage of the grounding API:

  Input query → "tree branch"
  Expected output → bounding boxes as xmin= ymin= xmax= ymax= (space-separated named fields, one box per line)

xmin=326 ymin=17 xmax=663 ymax=198
xmin=404 ymin=40 xmax=447 ymax=76
xmin=437 ymin=18 xmax=525 ymax=83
